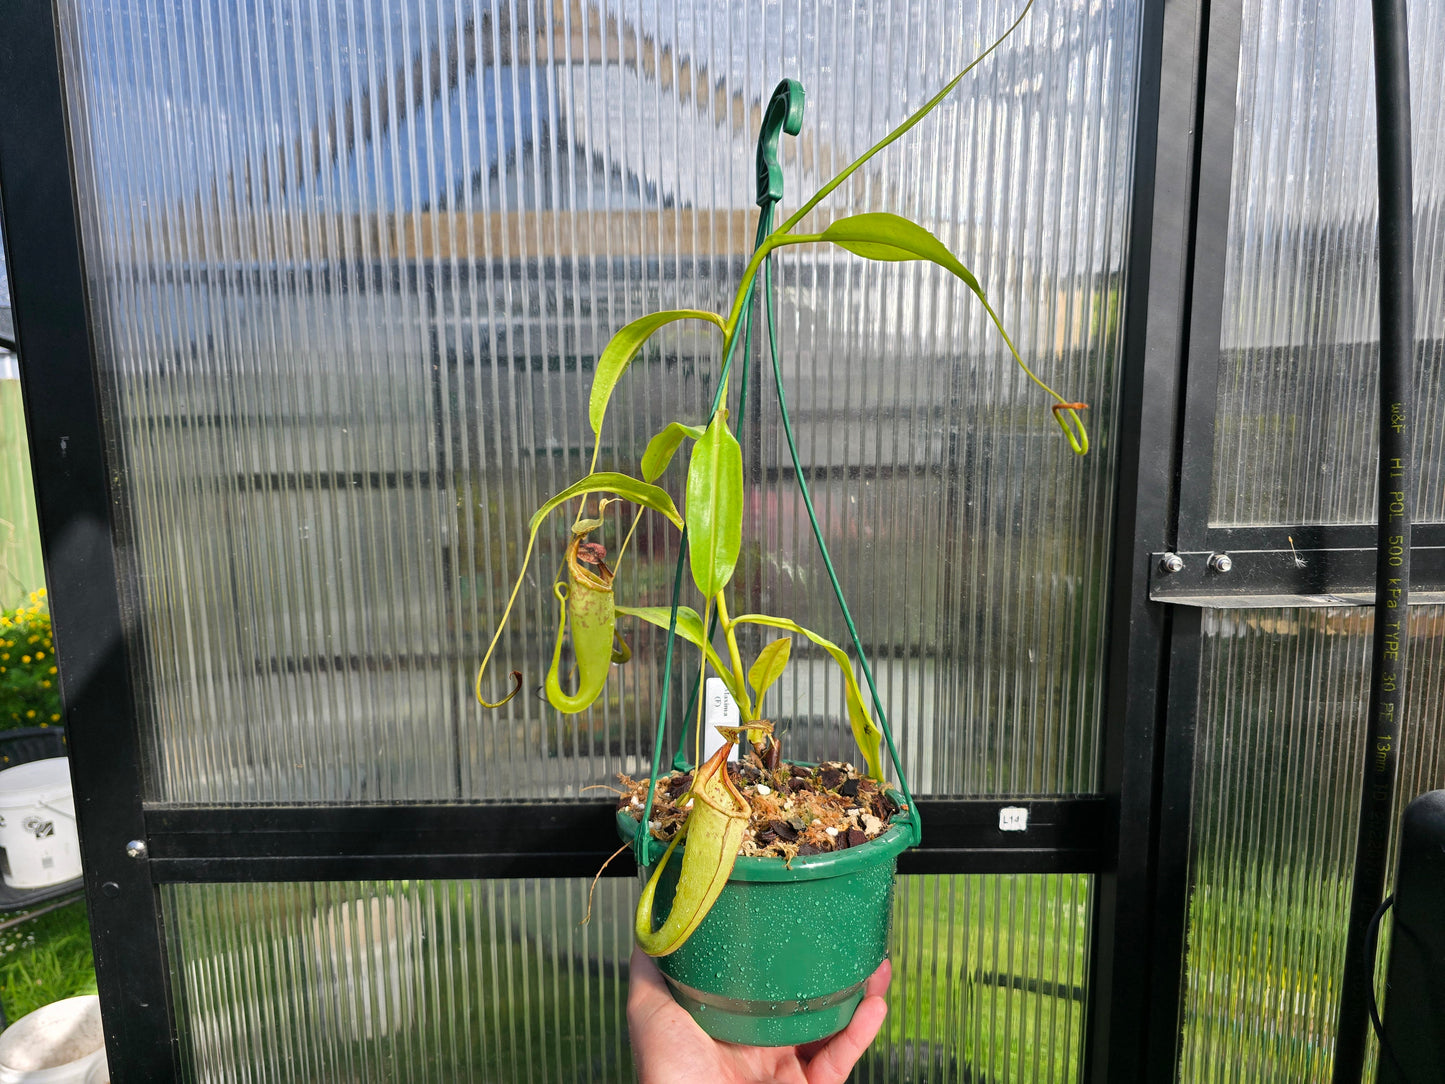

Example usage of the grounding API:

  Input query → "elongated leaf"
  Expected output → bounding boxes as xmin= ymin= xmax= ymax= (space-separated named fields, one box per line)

xmin=527 ymin=472 xmax=682 ymax=536
xmin=590 ymin=310 xmax=725 ymax=437
xmin=641 ymin=421 xmax=706 ymax=482
xmin=615 ymin=605 xmax=748 ymax=714
xmin=732 ymin=614 xmax=884 ymax=780
xmin=747 ymin=637 xmax=792 ymax=714
xmin=820 ymin=212 xmax=982 ymax=291
xmin=615 ymin=603 xmax=707 ymax=651
xmin=685 ymin=410 xmax=743 ymax=598
xmin=819 ymin=212 xmax=1090 ymax=455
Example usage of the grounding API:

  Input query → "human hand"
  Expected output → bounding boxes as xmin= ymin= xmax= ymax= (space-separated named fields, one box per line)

xmin=626 ymin=944 xmax=891 ymax=1084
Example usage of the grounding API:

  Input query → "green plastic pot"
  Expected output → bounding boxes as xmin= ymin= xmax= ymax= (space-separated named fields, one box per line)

xmin=618 ymin=809 xmax=912 ymax=1046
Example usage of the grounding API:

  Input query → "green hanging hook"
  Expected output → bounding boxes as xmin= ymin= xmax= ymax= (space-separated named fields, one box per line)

xmin=756 ymin=79 xmax=805 ymax=208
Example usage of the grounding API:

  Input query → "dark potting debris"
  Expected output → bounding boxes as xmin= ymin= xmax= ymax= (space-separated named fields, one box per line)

xmin=617 ymin=753 xmax=904 ymax=861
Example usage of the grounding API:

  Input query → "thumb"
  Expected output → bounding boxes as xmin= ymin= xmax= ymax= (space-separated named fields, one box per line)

xmin=803 ymin=994 xmax=888 ymax=1084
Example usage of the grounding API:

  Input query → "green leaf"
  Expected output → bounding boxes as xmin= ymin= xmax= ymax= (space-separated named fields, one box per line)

xmin=819 ymin=212 xmax=982 ymax=292
xmin=590 ymin=310 xmax=726 ymax=438
xmin=615 ymin=605 xmax=749 ymax=714
xmin=527 ymin=472 xmax=682 ymax=537
xmin=747 ymin=637 xmax=792 ymax=714
xmin=685 ymin=410 xmax=743 ymax=598
xmin=641 ymin=422 xmax=707 ymax=483
xmin=616 ymin=602 xmax=708 ymax=649
xmin=732 ymin=614 xmax=884 ymax=781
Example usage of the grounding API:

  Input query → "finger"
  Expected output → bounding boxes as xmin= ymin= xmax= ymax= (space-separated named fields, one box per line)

xmin=863 ymin=957 xmax=892 ymax=1000
xmin=797 ymin=959 xmax=892 ymax=1061
xmin=803 ymin=994 xmax=888 ymax=1084
xmin=626 ymin=945 xmax=675 ymax=1021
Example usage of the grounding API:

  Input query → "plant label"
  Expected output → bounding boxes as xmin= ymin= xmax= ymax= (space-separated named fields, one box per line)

xmin=998 ymin=806 xmax=1029 ymax=833
xmin=703 ymin=677 xmax=740 ymax=762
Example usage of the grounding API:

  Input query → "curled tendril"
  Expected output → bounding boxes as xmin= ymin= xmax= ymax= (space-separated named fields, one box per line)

xmin=1051 ymin=402 xmax=1090 ymax=456
xmin=476 ymin=669 xmax=523 ymax=709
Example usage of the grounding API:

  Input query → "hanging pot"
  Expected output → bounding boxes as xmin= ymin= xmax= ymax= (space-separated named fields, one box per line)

xmin=618 ymin=809 xmax=911 ymax=1046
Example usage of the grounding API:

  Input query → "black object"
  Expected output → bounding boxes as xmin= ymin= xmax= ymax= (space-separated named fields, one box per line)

xmin=0 ymin=725 xmax=67 ymax=769
xmin=1334 ymin=0 xmax=1417 ymax=1077
xmin=1374 ymin=791 xmax=1445 ymax=1084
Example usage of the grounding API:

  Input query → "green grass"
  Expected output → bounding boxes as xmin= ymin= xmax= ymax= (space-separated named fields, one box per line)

xmin=0 ymin=898 xmax=97 ymax=1023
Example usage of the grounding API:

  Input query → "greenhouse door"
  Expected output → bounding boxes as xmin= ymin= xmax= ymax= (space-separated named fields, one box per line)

xmin=6 ymin=0 xmax=1440 ymax=1081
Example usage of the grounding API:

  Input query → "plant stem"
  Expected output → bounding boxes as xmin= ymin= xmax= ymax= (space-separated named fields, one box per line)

xmin=713 ymin=592 xmax=753 ymax=721
xmin=720 ymin=234 xmax=816 ymax=340
xmin=613 ymin=507 xmax=644 ymax=569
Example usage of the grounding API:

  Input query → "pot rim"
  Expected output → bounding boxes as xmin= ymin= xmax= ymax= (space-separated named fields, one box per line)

xmin=616 ymin=807 xmax=914 ymax=882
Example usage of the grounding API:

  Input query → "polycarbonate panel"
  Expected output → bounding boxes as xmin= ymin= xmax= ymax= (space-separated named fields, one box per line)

xmin=1211 ymin=0 xmax=1445 ymax=526
xmin=57 ymin=0 xmax=1142 ymax=802
xmin=874 ymin=874 xmax=1092 ymax=1083
xmin=1177 ymin=606 xmax=1445 ymax=1083
xmin=164 ymin=873 xmax=1091 ymax=1083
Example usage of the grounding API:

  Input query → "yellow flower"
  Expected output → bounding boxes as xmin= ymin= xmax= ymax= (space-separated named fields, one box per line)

xmin=21 ymin=656 xmax=31 ymax=665
xmin=25 ymin=711 xmax=35 ymax=719
xmin=41 ymin=681 xmax=51 ymax=689
xmin=49 ymin=667 xmax=57 ymax=674
xmin=33 ymin=652 xmax=43 ymax=661
xmin=1 ymin=654 xmax=7 ymax=661
xmin=49 ymin=714 xmax=60 ymax=722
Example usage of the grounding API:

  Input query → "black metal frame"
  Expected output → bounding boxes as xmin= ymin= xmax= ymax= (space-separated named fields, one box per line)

xmin=139 ymin=797 xmax=1111 ymax=883
xmin=1081 ymin=0 xmax=1215 ymax=1077
xmin=0 ymin=3 xmax=179 ymax=1078
xmin=0 ymin=0 xmax=1428 ymax=1080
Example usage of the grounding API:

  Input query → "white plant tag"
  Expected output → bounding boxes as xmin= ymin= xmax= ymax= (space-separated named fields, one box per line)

xmin=702 ymin=677 xmax=739 ymax=762
xmin=998 ymin=806 xmax=1029 ymax=832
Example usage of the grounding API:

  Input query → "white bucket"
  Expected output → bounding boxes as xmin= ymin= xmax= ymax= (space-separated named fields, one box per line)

xmin=0 ymin=759 xmax=81 ymax=890
xmin=0 ymin=995 xmax=109 ymax=1084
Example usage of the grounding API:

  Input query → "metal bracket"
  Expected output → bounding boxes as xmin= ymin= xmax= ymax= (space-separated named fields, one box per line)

xmin=1149 ymin=547 xmax=1445 ymax=608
